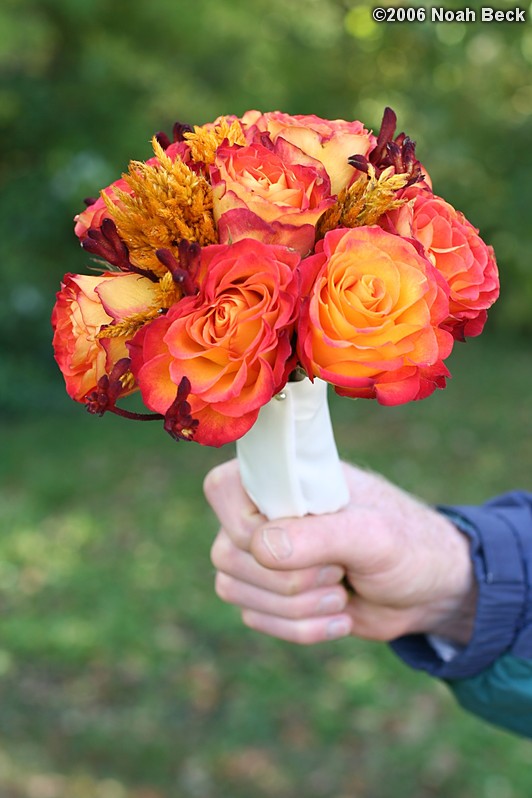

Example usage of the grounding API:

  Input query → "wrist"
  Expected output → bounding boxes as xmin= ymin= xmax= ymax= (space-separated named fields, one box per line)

xmin=424 ymin=578 xmax=478 ymax=645
xmin=417 ymin=517 xmax=478 ymax=645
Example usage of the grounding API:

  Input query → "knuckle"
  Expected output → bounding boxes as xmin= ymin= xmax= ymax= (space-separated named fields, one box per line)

xmin=287 ymin=602 xmax=312 ymax=622
xmin=203 ymin=464 xmax=225 ymax=503
xmin=210 ymin=532 xmax=230 ymax=569
xmin=241 ymin=609 xmax=258 ymax=631
xmin=280 ymin=572 xmax=307 ymax=596
xmin=203 ymin=461 xmax=236 ymax=502
xmin=214 ymin=571 xmax=232 ymax=602
xmin=231 ymin=525 xmax=253 ymax=551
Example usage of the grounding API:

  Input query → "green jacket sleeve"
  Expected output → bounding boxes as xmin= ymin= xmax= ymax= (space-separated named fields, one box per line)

xmin=450 ymin=654 xmax=532 ymax=738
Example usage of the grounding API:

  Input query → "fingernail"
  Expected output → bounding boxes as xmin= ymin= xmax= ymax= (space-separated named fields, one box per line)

xmin=316 ymin=566 xmax=344 ymax=587
xmin=317 ymin=593 xmax=344 ymax=614
xmin=262 ymin=527 xmax=292 ymax=560
xmin=326 ymin=618 xmax=351 ymax=640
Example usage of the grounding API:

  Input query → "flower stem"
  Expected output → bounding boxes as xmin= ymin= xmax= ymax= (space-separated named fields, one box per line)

xmin=289 ymin=367 xmax=307 ymax=382
xmin=111 ymin=407 xmax=164 ymax=421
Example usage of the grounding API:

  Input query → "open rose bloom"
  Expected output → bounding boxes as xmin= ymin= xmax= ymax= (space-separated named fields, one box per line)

xmin=53 ymin=107 xmax=499 ymax=517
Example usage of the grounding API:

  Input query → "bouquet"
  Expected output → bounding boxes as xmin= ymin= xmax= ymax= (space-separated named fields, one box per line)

xmin=52 ymin=108 xmax=499 ymax=518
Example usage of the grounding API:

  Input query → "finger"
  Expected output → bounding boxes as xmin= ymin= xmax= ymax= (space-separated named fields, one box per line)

xmin=204 ymin=460 xmax=265 ymax=550
xmin=215 ymin=572 xmax=349 ymax=620
xmin=241 ymin=609 xmax=353 ymax=645
xmin=345 ymin=596 xmax=416 ymax=642
xmin=211 ymin=529 xmax=345 ymax=596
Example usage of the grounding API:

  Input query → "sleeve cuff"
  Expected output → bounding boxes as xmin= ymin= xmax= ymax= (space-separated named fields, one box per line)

xmin=391 ymin=502 xmax=528 ymax=680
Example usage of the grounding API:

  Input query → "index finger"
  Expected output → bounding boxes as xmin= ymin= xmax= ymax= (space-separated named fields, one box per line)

xmin=203 ymin=459 xmax=266 ymax=550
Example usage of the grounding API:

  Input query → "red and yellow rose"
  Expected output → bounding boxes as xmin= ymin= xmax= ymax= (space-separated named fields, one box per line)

xmin=74 ymin=178 xmax=131 ymax=240
xmin=297 ymin=226 xmax=454 ymax=405
xmin=52 ymin=272 xmax=158 ymax=401
xmin=384 ymin=185 xmax=499 ymax=339
xmin=240 ymin=110 xmax=376 ymax=194
xmin=211 ymin=138 xmax=335 ymax=257
xmin=129 ymin=238 xmax=301 ymax=446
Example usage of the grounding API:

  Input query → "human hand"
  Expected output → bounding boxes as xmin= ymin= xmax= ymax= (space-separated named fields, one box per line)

xmin=205 ymin=460 xmax=477 ymax=646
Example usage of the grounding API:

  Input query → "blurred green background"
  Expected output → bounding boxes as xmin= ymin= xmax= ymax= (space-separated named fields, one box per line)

xmin=2 ymin=0 xmax=532 ymax=796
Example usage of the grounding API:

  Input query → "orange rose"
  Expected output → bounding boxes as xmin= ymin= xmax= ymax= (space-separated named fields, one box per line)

xmin=52 ymin=272 xmax=157 ymax=402
xmin=129 ymin=239 xmax=301 ymax=446
xmin=241 ymin=111 xmax=376 ymax=194
xmin=211 ymin=138 xmax=335 ymax=257
xmin=297 ymin=226 xmax=454 ymax=405
xmin=383 ymin=185 xmax=499 ymax=339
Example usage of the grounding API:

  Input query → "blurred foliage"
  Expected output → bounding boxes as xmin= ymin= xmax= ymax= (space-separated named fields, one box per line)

xmin=1 ymin=0 xmax=532 ymax=401
xmin=1 ymin=340 xmax=532 ymax=797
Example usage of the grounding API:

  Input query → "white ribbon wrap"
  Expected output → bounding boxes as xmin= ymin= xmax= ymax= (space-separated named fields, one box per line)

xmin=236 ymin=378 xmax=350 ymax=520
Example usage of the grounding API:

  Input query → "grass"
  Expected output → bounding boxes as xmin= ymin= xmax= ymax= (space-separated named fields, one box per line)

xmin=1 ymin=336 xmax=532 ymax=797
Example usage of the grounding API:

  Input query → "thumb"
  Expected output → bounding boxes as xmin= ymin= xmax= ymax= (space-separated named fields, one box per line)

xmin=250 ymin=510 xmax=354 ymax=571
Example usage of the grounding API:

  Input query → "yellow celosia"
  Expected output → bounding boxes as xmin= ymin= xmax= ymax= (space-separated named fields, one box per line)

xmin=317 ymin=165 xmax=410 ymax=239
xmin=184 ymin=117 xmax=246 ymax=165
xmin=102 ymin=137 xmax=217 ymax=277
